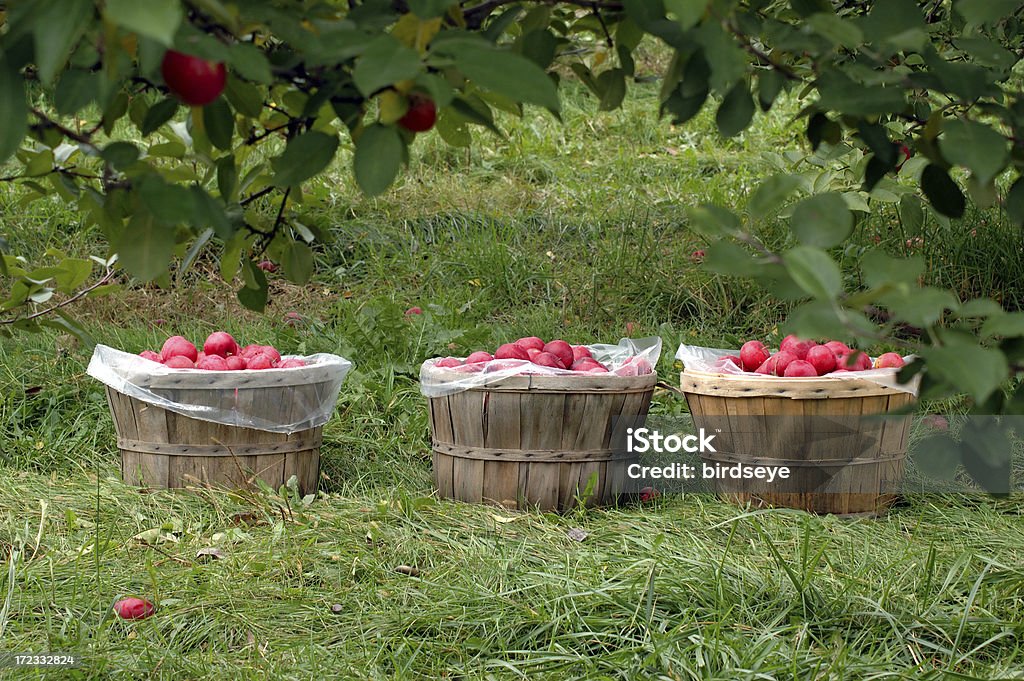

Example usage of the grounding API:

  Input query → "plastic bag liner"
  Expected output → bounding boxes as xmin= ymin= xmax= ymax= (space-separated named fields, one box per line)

xmin=675 ymin=343 xmax=919 ymax=395
xmin=419 ymin=337 xmax=662 ymax=398
xmin=87 ymin=345 xmax=353 ymax=433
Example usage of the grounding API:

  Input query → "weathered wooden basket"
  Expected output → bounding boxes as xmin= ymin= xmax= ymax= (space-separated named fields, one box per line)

xmin=681 ymin=369 xmax=915 ymax=516
xmin=105 ymin=369 xmax=329 ymax=494
xmin=428 ymin=372 xmax=657 ymax=511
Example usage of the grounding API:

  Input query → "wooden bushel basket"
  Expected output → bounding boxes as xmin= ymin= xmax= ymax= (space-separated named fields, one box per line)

xmin=427 ymin=372 xmax=657 ymax=511
xmin=105 ymin=369 xmax=329 ymax=494
xmin=681 ymin=369 xmax=915 ymax=516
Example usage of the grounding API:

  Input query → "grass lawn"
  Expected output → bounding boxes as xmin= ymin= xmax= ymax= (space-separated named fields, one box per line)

xmin=2 ymin=65 xmax=1024 ymax=679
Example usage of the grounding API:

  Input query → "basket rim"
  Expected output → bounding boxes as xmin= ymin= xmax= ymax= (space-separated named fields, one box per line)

xmin=425 ymin=368 xmax=657 ymax=392
xmin=681 ymin=368 xmax=914 ymax=399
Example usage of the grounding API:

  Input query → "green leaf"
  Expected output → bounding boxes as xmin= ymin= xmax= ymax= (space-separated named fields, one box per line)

xmin=981 ymin=312 xmax=1024 ymax=338
xmin=597 ymin=69 xmax=627 ymax=111
xmin=270 ymin=131 xmax=340 ymax=188
xmin=283 ymin=242 xmax=315 ymax=284
xmin=806 ymin=12 xmax=863 ymax=48
xmin=408 ymin=0 xmax=458 ymax=19
xmin=939 ymin=119 xmax=1008 ymax=185
xmin=229 ymin=43 xmax=272 ymax=84
xmin=40 ymin=312 xmax=95 ymax=350
xmin=748 ymin=174 xmax=801 ymax=219
xmin=141 ymin=98 xmax=179 ymax=135
xmin=664 ymin=0 xmax=709 ymax=30
xmin=442 ymin=42 xmax=560 ymax=113
xmin=53 ymin=258 xmax=93 ymax=292
xmin=955 ymin=0 xmax=1024 ymax=25
xmin=203 ymin=98 xmax=234 ymax=151
xmin=137 ymin=176 xmax=198 ymax=226
xmin=694 ymin=21 xmax=746 ymax=92
xmin=224 ymin=76 xmax=264 ymax=118
xmin=353 ymin=36 xmax=421 ymax=96
xmin=877 ymin=287 xmax=958 ymax=327
xmin=861 ymin=0 xmax=927 ymax=50
xmin=861 ymin=250 xmax=925 ymax=289
xmin=101 ymin=142 xmax=140 ymax=170
xmin=898 ymin=194 xmax=924 ymax=234
xmin=685 ymin=204 xmax=740 ymax=238
xmin=783 ymin=246 xmax=842 ymax=299
xmin=217 ymin=155 xmax=238 ymax=203
xmin=117 ymin=213 xmax=175 ymax=282
xmin=0 ymin=54 xmax=28 ymax=165
xmin=920 ymin=344 xmax=1008 ymax=404
xmin=702 ymin=240 xmax=759 ymax=276
xmin=354 ymin=124 xmax=403 ymax=196
xmin=758 ymin=69 xmax=785 ymax=111
xmin=790 ymin=193 xmax=853 ymax=248
xmin=103 ymin=0 xmax=183 ymax=46
xmin=716 ymin=81 xmax=754 ymax=137
xmin=816 ymin=71 xmax=906 ymax=116
xmin=31 ymin=0 xmax=94 ymax=84
xmin=920 ymin=164 xmax=965 ymax=218
xmin=1006 ymin=177 xmax=1024 ymax=228
xmin=55 ymin=69 xmax=98 ymax=116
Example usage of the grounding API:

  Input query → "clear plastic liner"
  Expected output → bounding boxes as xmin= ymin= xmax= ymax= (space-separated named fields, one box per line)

xmin=87 ymin=345 xmax=353 ymax=433
xmin=675 ymin=343 xmax=919 ymax=395
xmin=419 ymin=337 xmax=662 ymax=398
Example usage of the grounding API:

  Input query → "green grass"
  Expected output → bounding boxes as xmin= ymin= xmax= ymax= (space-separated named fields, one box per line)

xmin=2 ymin=73 xmax=1024 ymax=678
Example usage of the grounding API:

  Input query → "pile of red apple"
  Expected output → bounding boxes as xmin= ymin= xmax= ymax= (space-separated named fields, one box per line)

xmin=138 ymin=332 xmax=306 ymax=370
xmin=718 ymin=336 xmax=905 ymax=377
xmin=432 ymin=337 xmax=654 ymax=375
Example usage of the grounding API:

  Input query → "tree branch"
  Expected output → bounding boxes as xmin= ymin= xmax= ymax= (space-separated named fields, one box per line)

xmin=0 ymin=268 xmax=117 ymax=325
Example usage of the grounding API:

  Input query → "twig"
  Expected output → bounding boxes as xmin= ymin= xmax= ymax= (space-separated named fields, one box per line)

xmin=29 ymin=108 xmax=98 ymax=150
xmin=592 ymin=2 xmax=614 ymax=48
xmin=240 ymin=186 xmax=276 ymax=207
xmin=0 ymin=268 xmax=116 ymax=325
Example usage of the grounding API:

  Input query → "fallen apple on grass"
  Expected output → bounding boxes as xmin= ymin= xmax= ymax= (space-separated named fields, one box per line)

xmin=113 ymin=597 xmax=155 ymax=620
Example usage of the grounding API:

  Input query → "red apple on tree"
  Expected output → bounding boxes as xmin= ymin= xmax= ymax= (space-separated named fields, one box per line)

xmin=398 ymin=93 xmax=437 ymax=132
xmin=161 ymin=50 xmax=227 ymax=106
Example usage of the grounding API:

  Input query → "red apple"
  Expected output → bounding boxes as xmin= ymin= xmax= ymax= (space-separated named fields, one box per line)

xmin=922 ymin=414 xmax=949 ymax=431
xmin=163 ymin=356 xmax=195 ymax=369
xmin=542 ymin=340 xmax=574 ymax=369
xmin=837 ymin=350 xmax=872 ymax=371
xmin=532 ymin=352 xmax=565 ymax=369
xmin=435 ymin=357 xmax=463 ymax=368
xmin=197 ymin=355 xmax=229 ymax=371
xmin=783 ymin=360 xmax=817 ymax=377
xmin=258 ymin=346 xmax=281 ymax=364
xmin=874 ymin=352 xmax=905 ymax=369
xmin=247 ymin=353 xmax=274 ymax=370
xmin=225 ymin=355 xmax=248 ymax=370
xmin=277 ymin=358 xmax=306 ymax=368
xmin=495 ymin=343 xmax=530 ymax=361
xmin=763 ymin=350 xmax=798 ymax=376
xmin=160 ymin=336 xmax=198 ymax=362
xmin=639 ymin=486 xmax=661 ymax=502
xmin=405 ymin=307 xmax=423 ymax=316
xmin=113 ymin=597 xmax=155 ymax=620
xmin=257 ymin=260 xmax=277 ymax=273
xmin=240 ymin=344 xmax=260 ymax=358
xmin=526 ymin=347 xmax=542 ymax=360
xmin=161 ymin=50 xmax=226 ymax=106
xmin=625 ymin=356 xmax=654 ymax=375
xmin=465 ymin=351 xmax=493 ymax=364
xmin=139 ymin=350 xmax=162 ymax=363
xmin=196 ymin=352 xmax=207 ymax=363
xmin=516 ymin=337 xmax=545 ymax=352
xmin=719 ymin=355 xmax=742 ymax=368
xmin=806 ymin=345 xmax=837 ymax=376
xmin=739 ymin=341 xmax=770 ymax=372
xmin=397 ymin=93 xmax=437 ymax=133
xmin=780 ymin=335 xmax=814 ymax=360
xmin=572 ymin=345 xmax=593 ymax=361
xmin=203 ymin=332 xmax=239 ymax=358
xmin=824 ymin=340 xmax=851 ymax=355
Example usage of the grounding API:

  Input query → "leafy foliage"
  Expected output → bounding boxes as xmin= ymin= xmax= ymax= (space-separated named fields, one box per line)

xmin=3 ymin=0 xmax=1024 ymax=488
